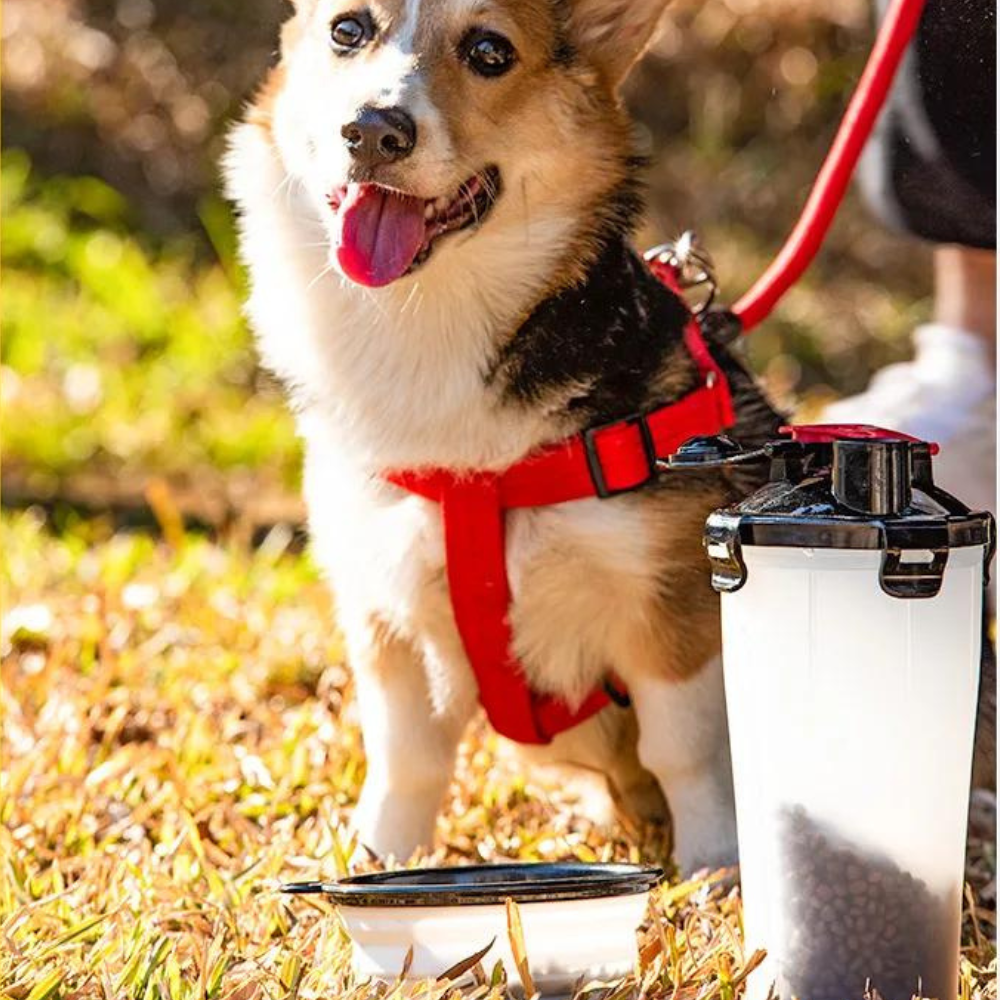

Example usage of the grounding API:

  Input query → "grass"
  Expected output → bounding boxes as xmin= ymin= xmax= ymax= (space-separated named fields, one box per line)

xmin=1 ymin=507 xmax=996 ymax=998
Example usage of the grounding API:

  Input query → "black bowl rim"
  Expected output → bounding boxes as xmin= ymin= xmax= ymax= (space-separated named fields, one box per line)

xmin=281 ymin=862 xmax=664 ymax=907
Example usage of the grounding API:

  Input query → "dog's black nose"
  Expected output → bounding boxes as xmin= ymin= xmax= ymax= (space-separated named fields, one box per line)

xmin=341 ymin=106 xmax=416 ymax=166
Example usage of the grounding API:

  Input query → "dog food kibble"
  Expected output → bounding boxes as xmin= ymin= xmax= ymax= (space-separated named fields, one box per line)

xmin=777 ymin=806 xmax=951 ymax=1000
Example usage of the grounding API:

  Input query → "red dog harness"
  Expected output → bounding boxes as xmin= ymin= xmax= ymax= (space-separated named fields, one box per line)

xmin=384 ymin=0 xmax=925 ymax=745
xmin=388 ymin=314 xmax=734 ymax=745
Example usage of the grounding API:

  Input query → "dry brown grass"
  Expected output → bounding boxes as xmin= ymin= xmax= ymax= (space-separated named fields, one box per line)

xmin=1 ymin=508 xmax=995 ymax=999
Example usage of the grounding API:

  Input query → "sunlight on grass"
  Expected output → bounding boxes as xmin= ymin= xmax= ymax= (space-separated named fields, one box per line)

xmin=2 ymin=510 xmax=996 ymax=998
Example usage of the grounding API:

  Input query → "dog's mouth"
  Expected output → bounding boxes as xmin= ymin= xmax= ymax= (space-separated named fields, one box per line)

xmin=327 ymin=166 xmax=501 ymax=288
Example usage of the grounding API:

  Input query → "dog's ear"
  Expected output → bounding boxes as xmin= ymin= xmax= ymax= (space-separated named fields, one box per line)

xmin=566 ymin=0 xmax=670 ymax=86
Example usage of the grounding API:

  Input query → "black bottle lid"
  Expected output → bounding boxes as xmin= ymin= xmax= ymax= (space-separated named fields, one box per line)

xmin=692 ymin=425 xmax=995 ymax=600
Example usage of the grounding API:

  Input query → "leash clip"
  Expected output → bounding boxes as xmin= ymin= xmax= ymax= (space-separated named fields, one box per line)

xmin=644 ymin=231 xmax=718 ymax=317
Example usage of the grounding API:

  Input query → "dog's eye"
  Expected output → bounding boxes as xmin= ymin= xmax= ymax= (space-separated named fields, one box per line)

xmin=461 ymin=30 xmax=517 ymax=78
xmin=330 ymin=13 xmax=373 ymax=52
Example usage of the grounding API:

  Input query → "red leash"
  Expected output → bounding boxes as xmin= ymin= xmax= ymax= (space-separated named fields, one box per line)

xmin=733 ymin=0 xmax=926 ymax=331
xmin=385 ymin=0 xmax=926 ymax=745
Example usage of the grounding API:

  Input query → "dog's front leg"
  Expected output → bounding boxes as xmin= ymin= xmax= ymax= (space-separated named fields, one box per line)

xmin=349 ymin=625 xmax=473 ymax=862
xmin=630 ymin=657 xmax=738 ymax=875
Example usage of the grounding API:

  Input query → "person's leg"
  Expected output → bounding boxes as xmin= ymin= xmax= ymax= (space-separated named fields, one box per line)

xmin=822 ymin=245 xmax=996 ymax=516
xmin=933 ymin=245 xmax=996 ymax=357
xmin=927 ymin=246 xmax=996 ymax=518
xmin=855 ymin=0 xmax=995 ymax=250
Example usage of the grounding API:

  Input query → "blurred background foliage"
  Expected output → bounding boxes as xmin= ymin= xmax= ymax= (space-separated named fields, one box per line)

xmin=2 ymin=0 xmax=932 ymax=523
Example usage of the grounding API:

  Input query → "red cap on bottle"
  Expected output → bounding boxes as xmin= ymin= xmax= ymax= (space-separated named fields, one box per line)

xmin=781 ymin=424 xmax=940 ymax=455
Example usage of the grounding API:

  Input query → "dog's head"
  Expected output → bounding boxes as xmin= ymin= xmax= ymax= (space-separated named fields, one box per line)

xmin=264 ymin=0 xmax=669 ymax=288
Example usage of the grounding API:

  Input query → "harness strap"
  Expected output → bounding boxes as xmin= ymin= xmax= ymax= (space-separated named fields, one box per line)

xmin=388 ymin=318 xmax=733 ymax=744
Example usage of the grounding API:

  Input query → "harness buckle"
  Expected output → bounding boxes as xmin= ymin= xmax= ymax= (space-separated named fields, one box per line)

xmin=583 ymin=414 xmax=658 ymax=499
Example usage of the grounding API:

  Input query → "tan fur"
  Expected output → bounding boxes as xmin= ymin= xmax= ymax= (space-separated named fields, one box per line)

xmin=566 ymin=0 xmax=670 ymax=83
xmin=509 ymin=489 xmax=724 ymax=699
xmin=227 ymin=0 xmax=744 ymax=872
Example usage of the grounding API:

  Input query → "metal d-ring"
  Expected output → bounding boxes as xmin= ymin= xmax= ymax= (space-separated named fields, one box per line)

xmin=643 ymin=231 xmax=719 ymax=316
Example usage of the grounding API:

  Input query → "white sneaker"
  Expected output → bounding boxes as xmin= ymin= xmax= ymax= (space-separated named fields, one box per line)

xmin=821 ymin=324 xmax=997 ymax=516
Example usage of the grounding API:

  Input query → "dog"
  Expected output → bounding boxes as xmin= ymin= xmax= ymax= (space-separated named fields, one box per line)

xmin=225 ymin=0 xmax=781 ymax=874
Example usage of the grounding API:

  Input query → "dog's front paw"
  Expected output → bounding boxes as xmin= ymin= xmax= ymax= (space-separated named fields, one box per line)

xmin=673 ymin=818 xmax=739 ymax=877
xmin=670 ymin=782 xmax=739 ymax=876
xmin=351 ymin=783 xmax=438 ymax=862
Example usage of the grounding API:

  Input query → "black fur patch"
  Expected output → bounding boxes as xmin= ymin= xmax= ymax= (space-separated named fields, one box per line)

xmin=489 ymin=216 xmax=783 ymax=468
xmin=701 ymin=310 xmax=788 ymax=449
xmin=491 ymin=236 xmax=696 ymax=424
xmin=551 ymin=35 xmax=576 ymax=66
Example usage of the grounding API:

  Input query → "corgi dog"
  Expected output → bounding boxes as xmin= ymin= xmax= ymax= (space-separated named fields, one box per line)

xmin=225 ymin=0 xmax=781 ymax=873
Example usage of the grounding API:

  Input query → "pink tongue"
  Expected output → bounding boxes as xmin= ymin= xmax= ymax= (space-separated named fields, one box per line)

xmin=334 ymin=184 xmax=426 ymax=287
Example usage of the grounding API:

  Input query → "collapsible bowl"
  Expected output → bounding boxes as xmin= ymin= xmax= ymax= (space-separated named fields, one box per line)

xmin=283 ymin=862 xmax=662 ymax=995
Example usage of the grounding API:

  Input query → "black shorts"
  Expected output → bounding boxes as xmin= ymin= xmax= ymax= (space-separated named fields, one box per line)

xmin=859 ymin=0 xmax=996 ymax=249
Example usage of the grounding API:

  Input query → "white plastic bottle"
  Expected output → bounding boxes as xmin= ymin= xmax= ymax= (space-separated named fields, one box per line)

xmin=698 ymin=425 xmax=993 ymax=1000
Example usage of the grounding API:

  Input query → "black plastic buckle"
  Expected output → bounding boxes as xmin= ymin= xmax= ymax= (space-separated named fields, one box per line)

xmin=583 ymin=415 xmax=658 ymax=499
xmin=603 ymin=677 xmax=632 ymax=709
